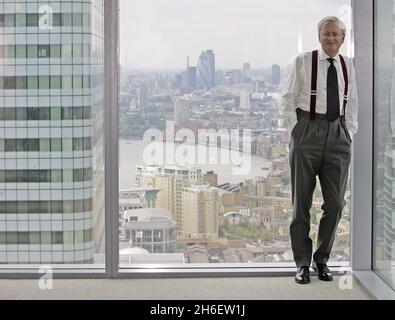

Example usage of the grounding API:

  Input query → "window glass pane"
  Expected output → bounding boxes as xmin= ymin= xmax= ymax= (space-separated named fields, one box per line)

xmin=39 ymin=108 xmax=50 ymax=120
xmin=27 ymin=140 xmax=39 ymax=152
xmin=41 ymin=232 xmax=51 ymax=244
xmin=16 ymin=77 xmax=27 ymax=89
xmin=7 ymin=233 xmax=17 ymax=245
xmin=62 ymin=138 xmax=73 ymax=152
xmin=29 ymin=232 xmax=40 ymax=245
xmin=64 ymin=231 xmax=74 ymax=244
xmin=51 ymin=44 xmax=61 ymax=58
xmin=26 ymin=14 xmax=38 ymax=27
xmin=84 ymin=229 xmax=92 ymax=242
xmin=5 ymin=45 xmax=15 ymax=58
xmin=118 ymin=0 xmax=353 ymax=267
xmin=73 ymin=13 xmax=83 ymax=26
xmin=62 ymin=76 xmax=73 ymax=89
xmin=17 ymin=139 xmax=29 ymax=152
xmin=4 ymin=77 xmax=16 ymax=89
xmin=53 ymin=13 xmax=61 ymax=27
xmin=40 ymin=138 xmax=50 ymax=152
xmin=4 ymin=14 xmax=15 ymax=27
xmin=75 ymin=230 xmax=84 ymax=244
xmin=15 ymin=45 xmax=26 ymax=58
xmin=18 ymin=202 xmax=28 ymax=213
xmin=5 ymin=108 xmax=15 ymax=121
xmin=27 ymin=108 xmax=39 ymax=120
xmin=27 ymin=45 xmax=37 ymax=58
xmin=0 ymin=233 xmax=6 ymax=245
xmin=50 ymin=76 xmax=61 ymax=89
xmin=39 ymin=76 xmax=50 ymax=89
xmin=63 ymin=169 xmax=73 ymax=183
xmin=51 ymin=107 xmax=61 ymax=120
xmin=51 ymin=138 xmax=62 ymax=152
xmin=83 ymin=76 xmax=90 ymax=88
xmin=83 ymin=13 xmax=90 ymax=28
xmin=16 ymin=108 xmax=27 ymax=121
xmin=62 ymin=44 xmax=73 ymax=58
xmin=38 ymin=45 xmax=50 ymax=58
xmin=73 ymin=44 xmax=82 ymax=58
xmin=374 ymin=1 xmax=395 ymax=290
xmin=73 ymin=75 xmax=82 ymax=89
xmin=15 ymin=14 xmax=26 ymax=27
xmin=51 ymin=201 xmax=63 ymax=214
xmin=83 ymin=44 xmax=90 ymax=58
xmin=52 ymin=232 xmax=63 ymax=245
xmin=51 ymin=170 xmax=62 ymax=183
xmin=27 ymin=76 xmax=38 ymax=89
xmin=18 ymin=232 xmax=29 ymax=245
xmin=62 ymin=13 xmax=73 ymax=27
xmin=63 ymin=201 xmax=74 ymax=213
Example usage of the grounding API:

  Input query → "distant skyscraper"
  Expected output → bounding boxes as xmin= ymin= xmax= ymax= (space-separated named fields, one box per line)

xmin=196 ymin=49 xmax=215 ymax=90
xmin=242 ymin=63 xmax=251 ymax=83
xmin=240 ymin=90 xmax=251 ymax=110
xmin=0 ymin=1 xmax=104 ymax=264
xmin=231 ymin=69 xmax=242 ymax=85
xmin=140 ymin=82 xmax=149 ymax=111
xmin=173 ymin=98 xmax=189 ymax=125
xmin=254 ymin=80 xmax=266 ymax=93
xmin=187 ymin=67 xmax=197 ymax=90
xmin=272 ymin=64 xmax=281 ymax=86
xmin=215 ymin=71 xmax=224 ymax=86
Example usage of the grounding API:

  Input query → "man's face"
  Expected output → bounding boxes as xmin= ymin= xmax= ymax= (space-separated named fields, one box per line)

xmin=319 ymin=22 xmax=345 ymax=56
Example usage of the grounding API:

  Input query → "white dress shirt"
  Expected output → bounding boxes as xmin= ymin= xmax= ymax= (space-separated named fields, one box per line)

xmin=279 ymin=48 xmax=358 ymax=136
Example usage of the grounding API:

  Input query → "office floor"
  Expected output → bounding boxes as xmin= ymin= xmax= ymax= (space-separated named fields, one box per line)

xmin=0 ymin=276 xmax=374 ymax=300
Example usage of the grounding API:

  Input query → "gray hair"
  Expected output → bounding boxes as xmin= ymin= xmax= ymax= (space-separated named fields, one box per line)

xmin=318 ymin=16 xmax=346 ymax=38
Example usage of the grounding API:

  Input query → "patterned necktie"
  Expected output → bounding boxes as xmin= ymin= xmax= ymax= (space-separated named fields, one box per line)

xmin=326 ymin=58 xmax=340 ymax=122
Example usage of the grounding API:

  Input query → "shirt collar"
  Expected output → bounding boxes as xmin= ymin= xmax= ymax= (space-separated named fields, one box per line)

xmin=318 ymin=47 xmax=340 ymax=63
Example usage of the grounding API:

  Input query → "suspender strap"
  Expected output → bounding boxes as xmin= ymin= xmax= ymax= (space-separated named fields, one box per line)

xmin=310 ymin=50 xmax=318 ymax=120
xmin=339 ymin=54 xmax=349 ymax=123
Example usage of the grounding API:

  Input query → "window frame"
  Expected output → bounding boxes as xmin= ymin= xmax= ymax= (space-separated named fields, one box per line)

xmin=0 ymin=1 xmax=383 ymax=289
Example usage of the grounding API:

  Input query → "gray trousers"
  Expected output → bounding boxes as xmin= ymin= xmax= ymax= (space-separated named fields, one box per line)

xmin=289 ymin=108 xmax=352 ymax=267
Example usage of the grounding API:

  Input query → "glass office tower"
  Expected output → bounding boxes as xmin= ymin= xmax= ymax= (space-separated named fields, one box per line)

xmin=0 ymin=0 xmax=104 ymax=264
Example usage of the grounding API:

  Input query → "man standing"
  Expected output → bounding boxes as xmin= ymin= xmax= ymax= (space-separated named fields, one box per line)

xmin=280 ymin=16 xmax=358 ymax=284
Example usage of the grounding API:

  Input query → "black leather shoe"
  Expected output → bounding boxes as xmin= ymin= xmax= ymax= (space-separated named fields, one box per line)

xmin=312 ymin=263 xmax=333 ymax=281
xmin=295 ymin=266 xmax=310 ymax=284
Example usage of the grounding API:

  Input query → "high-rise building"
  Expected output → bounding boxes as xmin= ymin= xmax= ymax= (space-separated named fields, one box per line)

xmin=242 ymin=63 xmax=251 ymax=83
xmin=254 ymin=80 xmax=266 ymax=93
xmin=181 ymin=184 xmax=219 ymax=239
xmin=173 ymin=97 xmax=189 ymax=126
xmin=196 ymin=49 xmax=215 ymax=90
xmin=240 ymin=90 xmax=251 ymax=110
xmin=136 ymin=165 xmax=203 ymax=236
xmin=271 ymin=64 xmax=281 ymax=86
xmin=0 ymin=1 xmax=104 ymax=264
xmin=139 ymin=82 xmax=149 ymax=111
xmin=230 ymin=69 xmax=242 ymax=85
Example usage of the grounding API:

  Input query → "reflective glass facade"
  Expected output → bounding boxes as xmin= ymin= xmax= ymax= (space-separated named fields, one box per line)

xmin=0 ymin=0 xmax=104 ymax=264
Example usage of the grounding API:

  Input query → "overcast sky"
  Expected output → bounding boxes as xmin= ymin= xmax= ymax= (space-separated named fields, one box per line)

xmin=120 ymin=0 xmax=352 ymax=70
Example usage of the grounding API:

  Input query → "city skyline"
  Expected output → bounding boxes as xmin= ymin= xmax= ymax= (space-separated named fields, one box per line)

xmin=120 ymin=0 xmax=352 ymax=70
